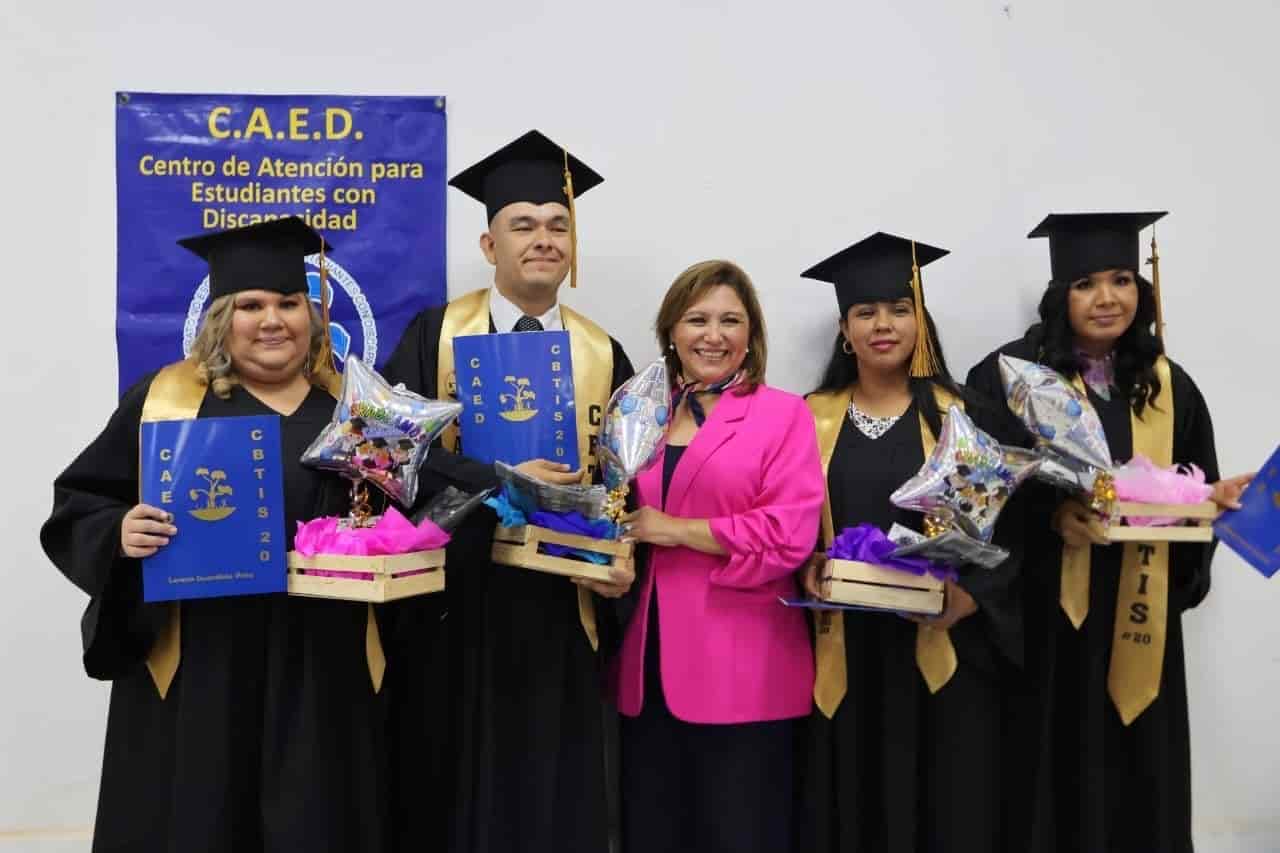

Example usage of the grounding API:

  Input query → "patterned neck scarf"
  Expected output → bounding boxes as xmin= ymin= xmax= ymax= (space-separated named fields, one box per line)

xmin=1075 ymin=347 xmax=1116 ymax=401
xmin=672 ymin=371 xmax=744 ymax=426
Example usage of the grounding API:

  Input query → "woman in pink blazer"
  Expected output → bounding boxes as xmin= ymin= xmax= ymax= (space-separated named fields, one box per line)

xmin=611 ymin=260 xmax=824 ymax=853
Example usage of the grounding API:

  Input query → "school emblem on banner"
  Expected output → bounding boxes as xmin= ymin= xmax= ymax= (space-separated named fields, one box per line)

xmin=140 ymin=415 xmax=287 ymax=601
xmin=452 ymin=331 xmax=579 ymax=468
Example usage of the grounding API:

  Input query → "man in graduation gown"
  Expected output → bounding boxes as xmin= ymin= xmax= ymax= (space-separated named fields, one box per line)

xmin=965 ymin=212 xmax=1226 ymax=853
xmin=382 ymin=129 xmax=634 ymax=853
xmin=41 ymin=218 xmax=393 ymax=853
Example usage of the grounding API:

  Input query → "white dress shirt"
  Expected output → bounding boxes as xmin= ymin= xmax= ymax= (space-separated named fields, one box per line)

xmin=488 ymin=286 xmax=563 ymax=332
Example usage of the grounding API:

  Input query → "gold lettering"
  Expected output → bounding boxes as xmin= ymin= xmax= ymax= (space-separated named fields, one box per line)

xmin=160 ymin=491 xmax=173 ymax=504
xmin=160 ymin=470 xmax=172 ymax=483
xmin=208 ymin=106 xmax=232 ymax=139
xmin=252 ymin=448 xmax=265 ymax=461
xmin=325 ymin=107 xmax=354 ymax=140
xmin=288 ymin=107 xmax=310 ymax=140
xmin=159 ymin=448 xmax=173 ymax=461
xmin=243 ymin=107 xmax=274 ymax=141
xmin=250 ymin=429 xmax=264 ymax=441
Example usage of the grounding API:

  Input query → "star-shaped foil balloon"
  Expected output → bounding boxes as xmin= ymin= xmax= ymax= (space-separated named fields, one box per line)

xmin=302 ymin=355 xmax=463 ymax=507
xmin=998 ymin=354 xmax=1113 ymax=473
xmin=598 ymin=359 xmax=671 ymax=519
xmin=890 ymin=405 xmax=1041 ymax=542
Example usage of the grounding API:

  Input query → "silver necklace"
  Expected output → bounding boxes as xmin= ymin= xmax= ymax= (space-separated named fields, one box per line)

xmin=847 ymin=398 xmax=901 ymax=440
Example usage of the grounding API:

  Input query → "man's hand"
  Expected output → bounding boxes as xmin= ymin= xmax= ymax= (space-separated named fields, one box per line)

xmin=516 ymin=458 xmax=584 ymax=486
xmin=574 ymin=562 xmax=636 ymax=598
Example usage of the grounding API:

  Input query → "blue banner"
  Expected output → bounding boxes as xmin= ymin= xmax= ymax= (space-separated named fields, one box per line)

xmin=141 ymin=415 xmax=287 ymax=601
xmin=452 ymin=331 xmax=580 ymax=468
xmin=1214 ymin=444 xmax=1280 ymax=578
xmin=115 ymin=92 xmax=447 ymax=395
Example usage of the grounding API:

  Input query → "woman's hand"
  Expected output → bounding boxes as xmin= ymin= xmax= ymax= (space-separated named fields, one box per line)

xmin=1053 ymin=497 xmax=1108 ymax=547
xmin=801 ymin=553 xmax=826 ymax=599
xmin=903 ymin=581 xmax=978 ymax=630
xmin=120 ymin=504 xmax=177 ymax=558
xmin=1210 ymin=472 xmax=1256 ymax=511
xmin=619 ymin=506 xmax=685 ymax=548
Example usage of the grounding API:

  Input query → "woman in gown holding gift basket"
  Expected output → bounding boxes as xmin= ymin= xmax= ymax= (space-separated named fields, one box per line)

xmin=965 ymin=211 xmax=1252 ymax=853
xmin=40 ymin=218 xmax=394 ymax=853
xmin=797 ymin=233 xmax=1027 ymax=853
xmin=609 ymin=260 xmax=824 ymax=853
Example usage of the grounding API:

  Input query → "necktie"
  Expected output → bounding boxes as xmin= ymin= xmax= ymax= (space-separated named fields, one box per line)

xmin=514 ymin=315 xmax=544 ymax=332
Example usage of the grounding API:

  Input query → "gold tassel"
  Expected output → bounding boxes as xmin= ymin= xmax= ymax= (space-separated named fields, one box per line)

xmin=316 ymin=238 xmax=335 ymax=376
xmin=909 ymin=240 xmax=939 ymax=378
xmin=562 ymin=149 xmax=578 ymax=288
xmin=1146 ymin=227 xmax=1164 ymax=344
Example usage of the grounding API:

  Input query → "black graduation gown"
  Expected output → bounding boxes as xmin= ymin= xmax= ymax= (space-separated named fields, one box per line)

xmin=383 ymin=303 xmax=634 ymax=853
xmin=40 ymin=378 xmax=389 ymax=853
xmin=799 ymin=397 xmax=1025 ymax=853
xmin=967 ymin=333 xmax=1218 ymax=853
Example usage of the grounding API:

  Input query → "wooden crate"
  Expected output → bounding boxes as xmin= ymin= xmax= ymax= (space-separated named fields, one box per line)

xmin=286 ymin=549 xmax=446 ymax=603
xmin=820 ymin=558 xmax=945 ymax=616
xmin=491 ymin=525 xmax=634 ymax=582
xmin=1104 ymin=500 xmax=1218 ymax=544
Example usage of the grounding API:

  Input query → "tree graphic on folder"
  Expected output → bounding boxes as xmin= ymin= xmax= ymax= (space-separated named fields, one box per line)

xmin=188 ymin=467 xmax=237 ymax=521
xmin=500 ymin=376 xmax=539 ymax=421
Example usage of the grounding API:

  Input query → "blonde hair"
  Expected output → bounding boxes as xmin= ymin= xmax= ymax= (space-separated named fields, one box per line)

xmin=189 ymin=293 xmax=329 ymax=398
xmin=655 ymin=260 xmax=767 ymax=391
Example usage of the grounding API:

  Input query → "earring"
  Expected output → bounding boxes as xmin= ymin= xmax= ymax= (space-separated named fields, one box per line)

xmin=841 ymin=339 xmax=854 ymax=355
xmin=669 ymin=343 xmax=675 ymax=350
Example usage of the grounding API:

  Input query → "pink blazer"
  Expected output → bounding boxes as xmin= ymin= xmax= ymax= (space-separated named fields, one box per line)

xmin=610 ymin=384 xmax=823 ymax=723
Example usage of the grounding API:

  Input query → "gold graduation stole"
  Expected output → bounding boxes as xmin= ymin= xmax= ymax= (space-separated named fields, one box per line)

xmin=138 ymin=358 xmax=386 ymax=699
xmin=1058 ymin=357 xmax=1174 ymax=725
xmin=809 ymin=384 xmax=961 ymax=718
xmin=437 ymin=288 xmax=616 ymax=650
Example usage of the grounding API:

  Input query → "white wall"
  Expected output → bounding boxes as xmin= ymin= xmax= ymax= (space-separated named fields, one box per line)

xmin=3 ymin=0 xmax=1277 ymax=848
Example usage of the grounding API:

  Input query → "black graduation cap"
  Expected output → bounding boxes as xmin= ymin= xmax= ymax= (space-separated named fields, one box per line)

xmin=801 ymin=232 xmax=949 ymax=314
xmin=449 ymin=129 xmax=604 ymax=223
xmin=177 ymin=216 xmax=329 ymax=300
xmin=802 ymin=232 xmax=949 ymax=378
xmin=1028 ymin=211 xmax=1166 ymax=284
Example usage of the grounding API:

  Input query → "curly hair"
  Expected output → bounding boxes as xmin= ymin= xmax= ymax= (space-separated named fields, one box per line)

xmin=188 ymin=294 xmax=329 ymax=398
xmin=1033 ymin=273 xmax=1165 ymax=416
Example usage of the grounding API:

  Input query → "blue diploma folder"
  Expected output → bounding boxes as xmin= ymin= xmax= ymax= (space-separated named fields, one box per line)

xmin=452 ymin=331 xmax=580 ymax=469
xmin=1213 ymin=444 xmax=1280 ymax=578
xmin=140 ymin=416 xmax=287 ymax=601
